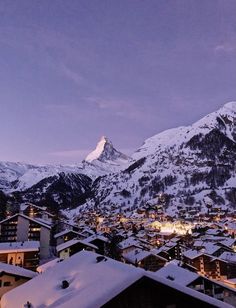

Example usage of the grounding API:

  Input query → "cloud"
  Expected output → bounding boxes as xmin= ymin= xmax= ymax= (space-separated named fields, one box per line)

xmin=0 ymin=26 xmax=91 ymax=89
xmin=86 ymin=96 xmax=146 ymax=121
xmin=60 ymin=64 xmax=85 ymax=86
xmin=49 ymin=149 xmax=90 ymax=160
xmin=49 ymin=146 xmax=135 ymax=161
xmin=214 ymin=43 xmax=236 ymax=53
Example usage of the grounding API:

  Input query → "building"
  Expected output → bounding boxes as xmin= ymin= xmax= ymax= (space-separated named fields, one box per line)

xmin=20 ymin=203 xmax=53 ymax=223
xmin=123 ymin=249 xmax=167 ymax=271
xmin=0 ymin=214 xmax=51 ymax=259
xmin=155 ymin=262 xmax=236 ymax=306
xmin=54 ymin=229 xmax=85 ymax=246
xmin=183 ymin=250 xmax=228 ymax=280
xmin=0 ymin=262 xmax=37 ymax=298
xmin=56 ymin=239 xmax=97 ymax=259
xmin=0 ymin=241 xmax=40 ymax=271
xmin=82 ymin=234 xmax=109 ymax=255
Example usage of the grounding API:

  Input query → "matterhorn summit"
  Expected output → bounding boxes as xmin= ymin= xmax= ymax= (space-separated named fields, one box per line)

xmin=85 ymin=136 xmax=132 ymax=173
xmin=85 ymin=136 xmax=130 ymax=164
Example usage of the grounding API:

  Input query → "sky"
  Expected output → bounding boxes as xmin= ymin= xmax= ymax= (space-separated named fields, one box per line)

xmin=0 ymin=0 xmax=235 ymax=164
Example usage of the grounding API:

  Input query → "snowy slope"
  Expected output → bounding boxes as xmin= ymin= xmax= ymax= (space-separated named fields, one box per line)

xmin=2 ymin=102 xmax=236 ymax=214
xmin=0 ymin=137 xmax=130 ymax=193
xmin=133 ymin=101 xmax=236 ymax=160
xmin=83 ymin=101 xmax=236 ymax=216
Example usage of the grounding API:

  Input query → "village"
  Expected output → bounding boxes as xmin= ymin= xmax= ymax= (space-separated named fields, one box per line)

xmin=0 ymin=199 xmax=236 ymax=307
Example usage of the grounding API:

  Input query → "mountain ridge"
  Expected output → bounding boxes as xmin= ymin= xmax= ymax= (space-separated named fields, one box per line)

xmin=82 ymin=101 xmax=236 ymax=218
xmin=1 ymin=101 xmax=236 ymax=217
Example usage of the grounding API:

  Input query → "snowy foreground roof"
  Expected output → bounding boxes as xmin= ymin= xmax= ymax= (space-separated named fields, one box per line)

xmin=37 ymin=258 xmax=62 ymax=273
xmin=1 ymin=251 xmax=231 ymax=308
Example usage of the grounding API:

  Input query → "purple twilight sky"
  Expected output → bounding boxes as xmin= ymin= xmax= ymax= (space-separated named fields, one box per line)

xmin=0 ymin=0 xmax=236 ymax=164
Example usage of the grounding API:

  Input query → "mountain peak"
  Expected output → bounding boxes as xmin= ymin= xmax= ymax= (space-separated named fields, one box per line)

xmin=220 ymin=101 xmax=236 ymax=114
xmin=85 ymin=136 xmax=129 ymax=164
xmin=85 ymin=136 xmax=110 ymax=163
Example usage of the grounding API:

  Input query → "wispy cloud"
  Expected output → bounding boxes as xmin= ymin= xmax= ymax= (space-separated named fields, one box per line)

xmin=86 ymin=96 xmax=146 ymax=121
xmin=0 ymin=26 xmax=90 ymax=88
xmin=214 ymin=43 xmax=236 ymax=53
xmin=59 ymin=63 xmax=86 ymax=87
xmin=49 ymin=146 xmax=135 ymax=160
xmin=49 ymin=149 xmax=90 ymax=160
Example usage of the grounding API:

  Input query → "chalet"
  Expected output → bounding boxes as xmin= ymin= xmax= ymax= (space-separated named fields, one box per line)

xmin=0 ymin=241 xmax=40 ymax=271
xmin=219 ymin=251 xmax=236 ymax=278
xmin=56 ymin=239 xmax=97 ymax=259
xmin=156 ymin=263 xmax=236 ymax=306
xmin=20 ymin=203 xmax=53 ymax=223
xmin=1 ymin=251 xmax=231 ymax=308
xmin=54 ymin=229 xmax=85 ymax=246
xmin=0 ymin=262 xmax=37 ymax=299
xmin=183 ymin=249 xmax=228 ymax=280
xmin=0 ymin=213 xmax=51 ymax=259
xmin=192 ymin=241 xmax=231 ymax=257
xmin=154 ymin=241 xmax=183 ymax=261
xmin=123 ymin=249 xmax=167 ymax=271
xmin=82 ymin=234 xmax=109 ymax=255
xmin=119 ymin=237 xmax=143 ymax=255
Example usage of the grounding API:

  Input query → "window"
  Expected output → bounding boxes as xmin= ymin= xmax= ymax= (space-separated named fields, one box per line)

xmin=3 ymin=281 xmax=12 ymax=287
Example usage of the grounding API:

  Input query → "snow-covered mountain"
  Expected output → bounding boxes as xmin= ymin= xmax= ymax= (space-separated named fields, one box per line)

xmin=85 ymin=101 xmax=236 ymax=216
xmin=2 ymin=101 xmax=236 ymax=215
xmin=0 ymin=162 xmax=86 ymax=192
xmin=0 ymin=137 xmax=131 ymax=210
xmin=84 ymin=136 xmax=132 ymax=173
xmin=0 ymin=136 xmax=130 ymax=193
xmin=20 ymin=172 xmax=92 ymax=209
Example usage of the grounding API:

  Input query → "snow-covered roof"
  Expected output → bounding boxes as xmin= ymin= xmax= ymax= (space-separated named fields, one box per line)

xmin=56 ymin=239 xmax=98 ymax=252
xmin=0 ymin=241 xmax=40 ymax=254
xmin=219 ymin=238 xmax=236 ymax=248
xmin=1 ymin=251 xmax=143 ymax=308
xmin=220 ymin=252 xmax=236 ymax=263
xmin=123 ymin=249 xmax=166 ymax=264
xmin=21 ymin=203 xmax=47 ymax=212
xmin=123 ymin=249 xmax=149 ymax=263
xmin=119 ymin=237 xmax=142 ymax=250
xmin=183 ymin=249 xmax=203 ymax=260
xmin=155 ymin=263 xmax=199 ymax=286
xmin=0 ymin=262 xmax=37 ymax=278
xmin=205 ymin=244 xmax=222 ymax=255
xmin=54 ymin=229 xmax=81 ymax=239
xmin=82 ymin=234 xmax=109 ymax=244
xmin=1 ymin=251 xmax=230 ymax=308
